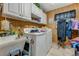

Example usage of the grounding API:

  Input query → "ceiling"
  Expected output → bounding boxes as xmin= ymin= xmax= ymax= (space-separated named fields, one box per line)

xmin=39 ymin=3 xmax=72 ymax=12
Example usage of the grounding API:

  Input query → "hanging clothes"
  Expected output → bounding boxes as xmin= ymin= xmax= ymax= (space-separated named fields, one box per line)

xmin=57 ymin=19 xmax=66 ymax=42
xmin=66 ymin=20 xmax=72 ymax=39
xmin=72 ymin=20 xmax=79 ymax=30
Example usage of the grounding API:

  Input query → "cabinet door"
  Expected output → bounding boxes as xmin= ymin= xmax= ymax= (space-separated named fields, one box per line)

xmin=35 ymin=35 xmax=47 ymax=56
xmin=3 ymin=3 xmax=20 ymax=17
xmin=32 ymin=4 xmax=41 ymax=17
xmin=40 ymin=12 xmax=47 ymax=24
xmin=21 ymin=3 xmax=31 ymax=20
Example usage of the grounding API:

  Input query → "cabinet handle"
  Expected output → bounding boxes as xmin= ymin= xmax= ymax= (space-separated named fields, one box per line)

xmin=30 ymin=39 xmax=34 ymax=44
xmin=19 ymin=14 xmax=21 ymax=16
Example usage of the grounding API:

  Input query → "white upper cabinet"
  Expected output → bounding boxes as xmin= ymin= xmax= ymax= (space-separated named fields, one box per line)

xmin=2 ymin=3 xmax=47 ymax=24
xmin=32 ymin=4 xmax=47 ymax=24
xmin=32 ymin=4 xmax=42 ymax=17
xmin=2 ymin=3 xmax=20 ymax=17
xmin=20 ymin=3 xmax=31 ymax=20
xmin=32 ymin=4 xmax=39 ymax=17
xmin=2 ymin=3 xmax=31 ymax=20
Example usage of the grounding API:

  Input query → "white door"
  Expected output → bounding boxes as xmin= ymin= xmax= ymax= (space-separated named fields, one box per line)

xmin=3 ymin=3 xmax=20 ymax=17
xmin=21 ymin=3 xmax=31 ymax=20
xmin=35 ymin=35 xmax=47 ymax=56
xmin=46 ymin=30 xmax=52 ymax=51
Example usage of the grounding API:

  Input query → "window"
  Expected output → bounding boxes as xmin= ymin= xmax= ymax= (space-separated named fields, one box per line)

xmin=55 ymin=10 xmax=76 ymax=21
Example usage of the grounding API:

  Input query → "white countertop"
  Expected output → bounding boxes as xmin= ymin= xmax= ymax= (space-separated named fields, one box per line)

xmin=25 ymin=32 xmax=46 ymax=36
xmin=0 ymin=36 xmax=26 ymax=48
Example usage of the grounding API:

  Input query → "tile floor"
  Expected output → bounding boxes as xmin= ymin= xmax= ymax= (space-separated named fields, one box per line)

xmin=47 ymin=43 xmax=75 ymax=56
